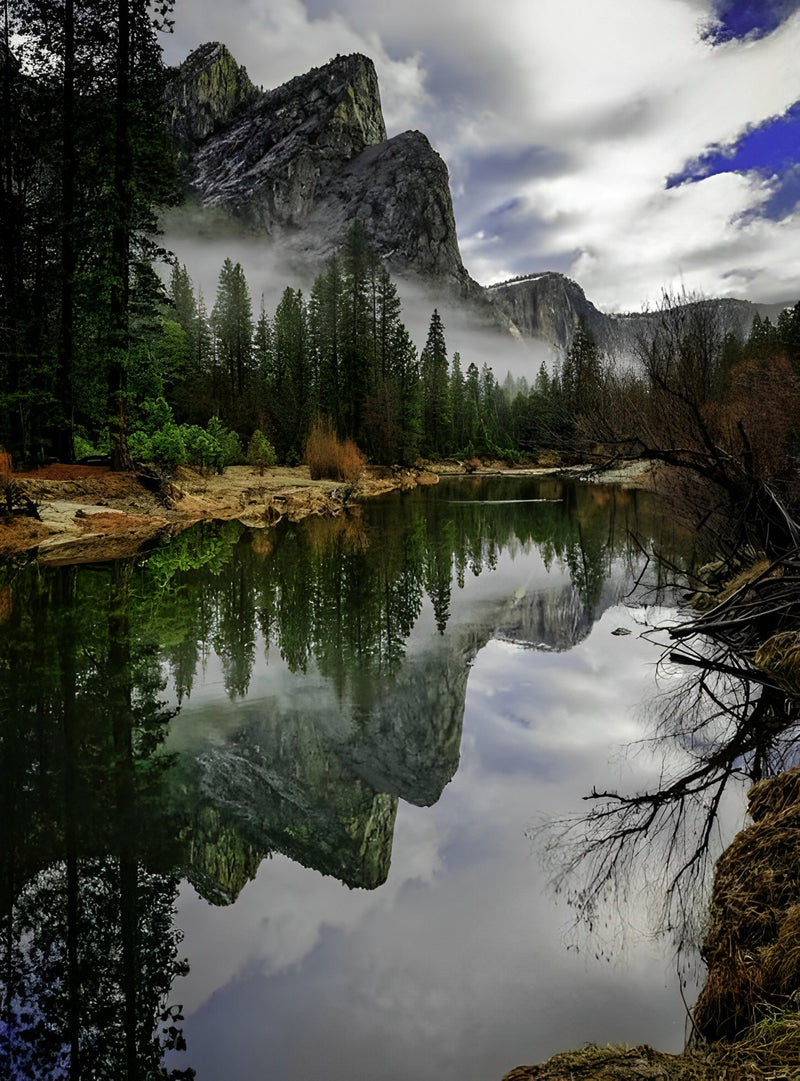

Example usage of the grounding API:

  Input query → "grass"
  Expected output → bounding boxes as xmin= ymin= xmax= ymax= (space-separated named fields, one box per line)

xmin=305 ymin=418 xmax=366 ymax=483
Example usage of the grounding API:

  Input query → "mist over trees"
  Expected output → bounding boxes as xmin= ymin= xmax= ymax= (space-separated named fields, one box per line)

xmin=127 ymin=222 xmax=526 ymax=468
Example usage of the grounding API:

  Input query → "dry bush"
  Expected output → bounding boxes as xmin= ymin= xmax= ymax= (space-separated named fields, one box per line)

xmin=749 ymin=767 xmax=800 ymax=823
xmin=754 ymin=634 xmax=800 ymax=698
xmin=305 ymin=418 xmax=365 ymax=483
xmin=705 ymin=355 xmax=800 ymax=484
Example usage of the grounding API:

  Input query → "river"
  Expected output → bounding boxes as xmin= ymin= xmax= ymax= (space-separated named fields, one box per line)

xmin=0 ymin=475 xmax=747 ymax=1079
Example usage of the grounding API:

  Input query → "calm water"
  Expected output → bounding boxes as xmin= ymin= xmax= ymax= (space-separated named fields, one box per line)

xmin=0 ymin=476 xmax=746 ymax=1079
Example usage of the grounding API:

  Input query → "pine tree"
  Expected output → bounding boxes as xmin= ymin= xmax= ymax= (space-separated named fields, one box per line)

xmin=271 ymin=287 xmax=309 ymax=459
xmin=212 ymin=258 xmax=254 ymax=418
xmin=449 ymin=351 xmax=465 ymax=451
xmin=308 ymin=257 xmax=343 ymax=430
xmin=421 ymin=309 xmax=452 ymax=457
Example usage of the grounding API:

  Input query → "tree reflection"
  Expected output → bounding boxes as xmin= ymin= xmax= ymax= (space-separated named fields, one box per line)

xmin=0 ymin=562 xmax=193 ymax=1079
xmin=0 ymin=474 xmax=687 ymax=1075
xmin=538 ymin=557 xmax=800 ymax=961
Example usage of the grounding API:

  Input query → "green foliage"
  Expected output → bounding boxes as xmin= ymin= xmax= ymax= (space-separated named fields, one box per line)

xmin=247 ymin=430 xmax=277 ymax=473
xmin=180 ymin=425 xmax=219 ymax=470
xmin=129 ymin=397 xmax=242 ymax=472
xmin=207 ymin=416 xmax=243 ymax=470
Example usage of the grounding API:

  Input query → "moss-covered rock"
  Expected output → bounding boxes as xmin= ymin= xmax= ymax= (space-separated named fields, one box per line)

xmin=165 ymin=41 xmax=258 ymax=148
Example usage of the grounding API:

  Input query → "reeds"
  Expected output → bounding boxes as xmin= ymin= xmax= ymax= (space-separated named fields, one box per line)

xmin=304 ymin=418 xmax=365 ymax=483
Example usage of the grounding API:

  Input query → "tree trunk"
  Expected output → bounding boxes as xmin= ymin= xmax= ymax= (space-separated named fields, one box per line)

xmin=55 ymin=0 xmax=76 ymax=463
xmin=108 ymin=0 xmax=133 ymax=472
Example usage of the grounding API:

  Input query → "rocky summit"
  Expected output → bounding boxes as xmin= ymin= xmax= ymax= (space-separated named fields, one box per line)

xmin=167 ymin=45 xmax=473 ymax=291
xmin=487 ymin=273 xmax=610 ymax=353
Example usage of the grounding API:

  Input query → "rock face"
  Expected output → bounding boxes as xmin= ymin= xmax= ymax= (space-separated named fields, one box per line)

xmin=165 ymin=42 xmax=259 ymax=150
xmin=168 ymin=46 xmax=473 ymax=290
xmin=486 ymin=273 xmax=609 ymax=353
xmin=487 ymin=272 xmax=785 ymax=354
xmin=297 ymin=129 xmax=468 ymax=287
xmin=166 ymin=44 xmax=784 ymax=351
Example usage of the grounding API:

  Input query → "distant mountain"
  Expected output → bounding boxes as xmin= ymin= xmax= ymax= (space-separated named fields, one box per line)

xmin=487 ymin=272 xmax=790 ymax=355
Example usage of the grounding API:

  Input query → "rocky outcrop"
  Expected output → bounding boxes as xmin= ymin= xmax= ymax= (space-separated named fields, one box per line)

xmin=486 ymin=273 xmax=609 ymax=353
xmin=165 ymin=42 xmax=259 ymax=150
xmin=486 ymin=273 xmax=786 ymax=355
xmin=168 ymin=45 xmax=475 ymax=291
xmin=296 ymin=129 xmax=470 ymax=287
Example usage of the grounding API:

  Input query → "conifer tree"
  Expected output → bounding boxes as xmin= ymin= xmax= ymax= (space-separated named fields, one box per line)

xmin=421 ymin=309 xmax=451 ymax=456
xmin=212 ymin=258 xmax=254 ymax=417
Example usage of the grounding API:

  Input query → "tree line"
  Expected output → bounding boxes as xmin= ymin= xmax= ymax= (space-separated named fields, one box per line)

xmin=132 ymin=222 xmax=526 ymax=468
xmin=0 ymin=0 xmax=179 ymax=468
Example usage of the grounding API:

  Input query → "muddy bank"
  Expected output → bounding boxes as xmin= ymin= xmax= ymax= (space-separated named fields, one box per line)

xmin=0 ymin=463 xmax=438 ymax=564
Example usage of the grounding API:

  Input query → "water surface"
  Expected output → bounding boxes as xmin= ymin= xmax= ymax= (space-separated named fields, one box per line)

xmin=0 ymin=476 xmax=742 ymax=1079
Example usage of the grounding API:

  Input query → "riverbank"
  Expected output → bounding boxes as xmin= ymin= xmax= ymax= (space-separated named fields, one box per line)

xmin=1 ymin=457 xmax=654 ymax=564
xmin=0 ymin=462 xmax=441 ymax=563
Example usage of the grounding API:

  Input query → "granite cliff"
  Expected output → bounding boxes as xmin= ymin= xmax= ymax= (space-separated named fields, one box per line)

xmin=487 ymin=271 xmax=785 ymax=354
xmin=167 ymin=45 xmax=474 ymax=292
xmin=486 ymin=273 xmax=610 ymax=353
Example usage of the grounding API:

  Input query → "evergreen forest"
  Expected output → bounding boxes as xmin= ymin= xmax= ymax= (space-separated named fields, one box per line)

xmin=3 ymin=0 xmax=800 ymax=553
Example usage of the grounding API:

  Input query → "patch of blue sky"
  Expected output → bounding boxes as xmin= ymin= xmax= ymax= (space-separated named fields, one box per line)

xmin=667 ymin=100 xmax=800 ymax=219
xmin=703 ymin=0 xmax=800 ymax=43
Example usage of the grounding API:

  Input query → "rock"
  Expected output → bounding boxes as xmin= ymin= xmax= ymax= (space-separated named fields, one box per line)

xmin=486 ymin=272 xmax=610 ymax=353
xmin=165 ymin=41 xmax=259 ymax=150
xmin=168 ymin=46 xmax=476 ymax=291
xmin=296 ymin=129 xmax=472 ymax=289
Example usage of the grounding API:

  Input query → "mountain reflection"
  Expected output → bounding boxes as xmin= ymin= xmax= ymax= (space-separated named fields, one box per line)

xmin=0 ymin=477 xmax=681 ymax=1077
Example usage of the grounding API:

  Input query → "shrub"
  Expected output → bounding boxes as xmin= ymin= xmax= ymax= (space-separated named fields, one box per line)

xmin=138 ymin=396 xmax=175 ymax=435
xmin=305 ymin=418 xmax=366 ymax=482
xmin=148 ymin=425 xmax=187 ymax=467
xmin=180 ymin=425 xmax=222 ymax=473
xmin=247 ymin=430 xmax=277 ymax=475
xmin=207 ymin=417 xmax=243 ymax=470
xmin=128 ymin=430 xmax=153 ymax=462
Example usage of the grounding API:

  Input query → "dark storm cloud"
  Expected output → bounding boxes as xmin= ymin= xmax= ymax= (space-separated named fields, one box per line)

xmin=462 ymin=196 xmax=577 ymax=281
xmin=464 ymin=146 xmax=572 ymax=187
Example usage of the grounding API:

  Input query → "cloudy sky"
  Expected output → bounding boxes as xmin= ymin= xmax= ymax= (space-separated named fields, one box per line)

xmin=164 ymin=0 xmax=800 ymax=312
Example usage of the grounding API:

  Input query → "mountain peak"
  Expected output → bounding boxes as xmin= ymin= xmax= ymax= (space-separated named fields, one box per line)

xmin=166 ymin=41 xmax=259 ymax=147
